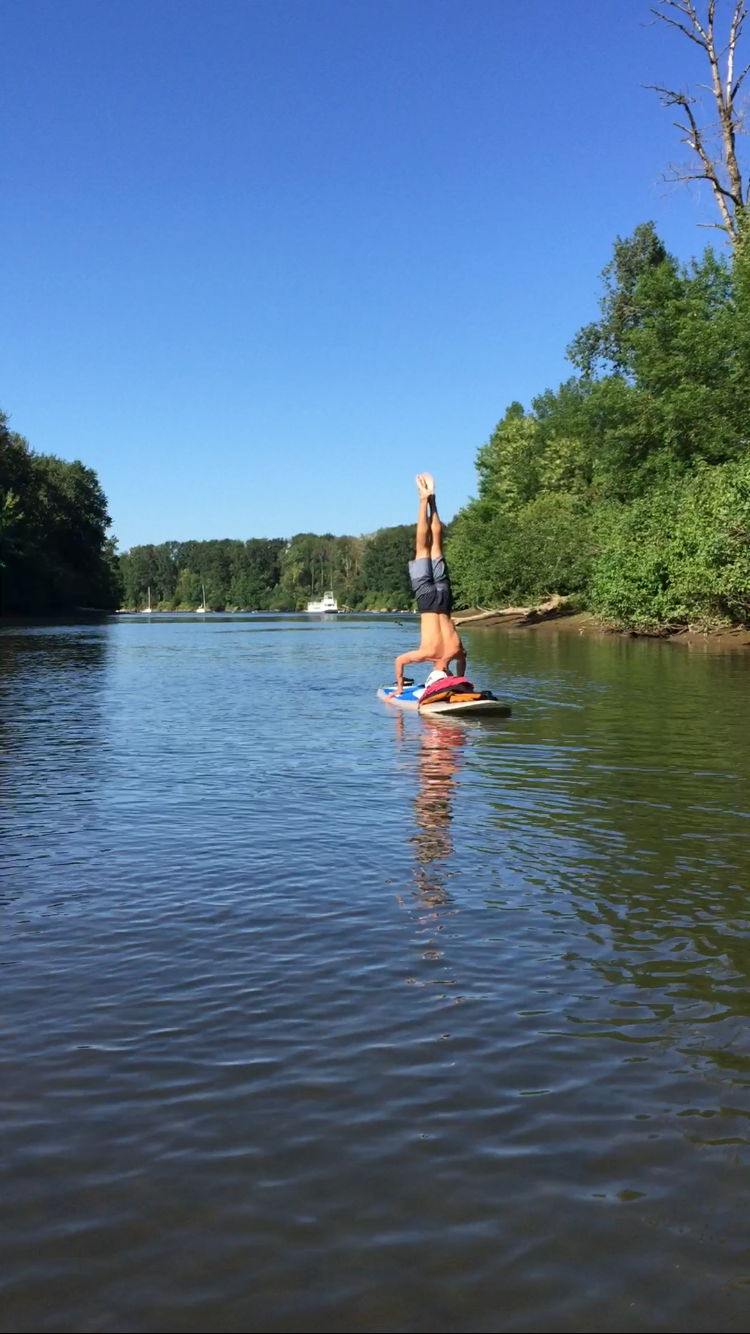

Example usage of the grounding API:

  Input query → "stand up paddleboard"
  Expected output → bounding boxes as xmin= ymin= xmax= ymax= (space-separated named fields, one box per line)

xmin=377 ymin=684 xmax=511 ymax=718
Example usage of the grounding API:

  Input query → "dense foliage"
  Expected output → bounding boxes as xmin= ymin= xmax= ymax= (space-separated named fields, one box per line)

xmin=448 ymin=223 xmax=750 ymax=629
xmin=1 ymin=412 xmax=122 ymax=614
xmin=119 ymin=524 xmax=417 ymax=611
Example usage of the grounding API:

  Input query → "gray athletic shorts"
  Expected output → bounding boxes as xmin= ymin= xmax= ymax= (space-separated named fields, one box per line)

xmin=409 ymin=556 xmax=453 ymax=615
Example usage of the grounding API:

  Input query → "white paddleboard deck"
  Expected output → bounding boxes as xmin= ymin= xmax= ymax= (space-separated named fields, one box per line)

xmin=377 ymin=687 xmax=511 ymax=718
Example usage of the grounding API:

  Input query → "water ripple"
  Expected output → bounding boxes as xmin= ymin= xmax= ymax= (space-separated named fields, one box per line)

xmin=1 ymin=617 xmax=749 ymax=1332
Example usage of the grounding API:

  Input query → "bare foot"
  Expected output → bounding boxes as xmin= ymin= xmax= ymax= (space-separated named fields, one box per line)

xmin=416 ymin=474 xmax=433 ymax=498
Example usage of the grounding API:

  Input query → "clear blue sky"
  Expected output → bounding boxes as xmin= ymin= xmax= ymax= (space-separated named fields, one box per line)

xmin=1 ymin=0 xmax=717 ymax=549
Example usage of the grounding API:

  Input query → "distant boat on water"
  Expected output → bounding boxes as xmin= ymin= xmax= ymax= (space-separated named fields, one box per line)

xmin=140 ymin=587 xmax=153 ymax=613
xmin=306 ymin=591 xmax=338 ymax=614
xmin=196 ymin=584 xmax=207 ymax=613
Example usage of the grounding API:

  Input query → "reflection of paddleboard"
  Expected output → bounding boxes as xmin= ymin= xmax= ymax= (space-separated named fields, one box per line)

xmin=377 ymin=685 xmax=511 ymax=718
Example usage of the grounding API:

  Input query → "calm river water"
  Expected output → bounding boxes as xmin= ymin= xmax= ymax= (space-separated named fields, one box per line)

xmin=2 ymin=615 xmax=750 ymax=1333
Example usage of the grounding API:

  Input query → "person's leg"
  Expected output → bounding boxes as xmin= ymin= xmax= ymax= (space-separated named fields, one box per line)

xmin=415 ymin=475 xmax=432 ymax=559
xmin=415 ymin=494 xmax=431 ymax=559
xmin=426 ymin=486 xmax=454 ymax=618
xmin=428 ymin=498 xmax=443 ymax=560
xmin=409 ymin=476 xmax=438 ymax=614
xmin=428 ymin=492 xmax=447 ymax=580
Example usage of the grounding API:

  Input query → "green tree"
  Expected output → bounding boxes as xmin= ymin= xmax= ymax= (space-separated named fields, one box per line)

xmin=1 ymin=411 xmax=122 ymax=613
xmin=568 ymin=223 xmax=672 ymax=377
xmin=448 ymin=224 xmax=750 ymax=629
xmin=360 ymin=525 xmax=415 ymax=608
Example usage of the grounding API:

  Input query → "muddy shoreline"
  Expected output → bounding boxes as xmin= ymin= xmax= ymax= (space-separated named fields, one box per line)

xmin=454 ymin=608 xmax=750 ymax=653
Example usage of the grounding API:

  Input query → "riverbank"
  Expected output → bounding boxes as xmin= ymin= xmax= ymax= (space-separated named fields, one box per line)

xmin=454 ymin=605 xmax=750 ymax=652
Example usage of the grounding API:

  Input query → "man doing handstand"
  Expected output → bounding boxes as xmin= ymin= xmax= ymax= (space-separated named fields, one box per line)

xmin=391 ymin=474 xmax=466 ymax=695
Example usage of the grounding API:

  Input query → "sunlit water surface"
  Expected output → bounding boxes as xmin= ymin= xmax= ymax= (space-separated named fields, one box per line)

xmin=2 ymin=615 xmax=750 ymax=1333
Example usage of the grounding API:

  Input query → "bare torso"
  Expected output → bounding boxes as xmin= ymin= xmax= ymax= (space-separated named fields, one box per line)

xmin=418 ymin=612 xmax=462 ymax=665
xmin=393 ymin=612 xmax=465 ymax=690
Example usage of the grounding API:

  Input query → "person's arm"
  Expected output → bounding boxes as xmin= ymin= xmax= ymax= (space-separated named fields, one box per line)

xmin=455 ymin=641 xmax=466 ymax=677
xmin=392 ymin=648 xmax=430 ymax=695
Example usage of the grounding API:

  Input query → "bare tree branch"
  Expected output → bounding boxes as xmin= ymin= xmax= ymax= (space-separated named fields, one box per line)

xmin=647 ymin=80 xmax=738 ymax=236
xmin=650 ymin=0 xmax=710 ymax=42
xmin=650 ymin=8 xmax=707 ymax=48
xmin=662 ymin=0 xmax=707 ymax=29
xmin=732 ymin=59 xmax=750 ymax=99
xmin=668 ymin=162 xmax=738 ymax=197
xmin=726 ymin=3 xmax=747 ymax=102
xmin=649 ymin=1 xmax=747 ymax=243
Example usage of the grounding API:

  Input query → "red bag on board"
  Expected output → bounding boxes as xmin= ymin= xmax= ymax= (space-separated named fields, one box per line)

xmin=420 ymin=675 xmax=474 ymax=705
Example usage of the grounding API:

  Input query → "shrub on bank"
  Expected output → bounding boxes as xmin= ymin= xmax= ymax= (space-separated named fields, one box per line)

xmin=590 ymin=459 xmax=750 ymax=630
xmin=448 ymin=493 xmax=593 ymax=608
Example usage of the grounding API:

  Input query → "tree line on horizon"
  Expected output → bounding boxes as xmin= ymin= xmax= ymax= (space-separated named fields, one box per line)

xmin=0 ymin=421 xmax=421 ymax=612
xmin=0 ymin=411 xmax=421 ymax=614
xmin=118 ymin=528 xmax=418 ymax=612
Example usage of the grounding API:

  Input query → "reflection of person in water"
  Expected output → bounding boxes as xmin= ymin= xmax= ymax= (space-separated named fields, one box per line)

xmin=395 ymin=712 xmax=467 ymax=905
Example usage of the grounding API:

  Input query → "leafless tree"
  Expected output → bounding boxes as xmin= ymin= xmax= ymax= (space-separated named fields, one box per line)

xmin=648 ymin=1 xmax=749 ymax=244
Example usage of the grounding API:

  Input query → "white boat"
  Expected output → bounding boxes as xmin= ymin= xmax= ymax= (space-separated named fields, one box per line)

xmin=196 ymin=583 xmax=207 ymax=614
xmin=306 ymin=590 xmax=338 ymax=614
xmin=140 ymin=587 xmax=153 ymax=613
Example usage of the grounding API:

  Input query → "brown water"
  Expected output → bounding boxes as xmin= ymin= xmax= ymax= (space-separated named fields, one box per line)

xmin=1 ymin=615 xmax=749 ymax=1333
